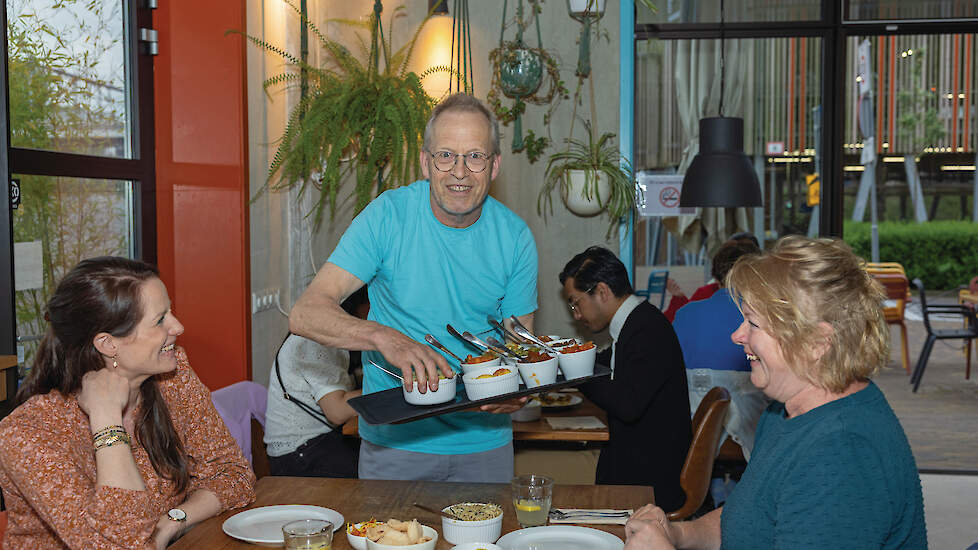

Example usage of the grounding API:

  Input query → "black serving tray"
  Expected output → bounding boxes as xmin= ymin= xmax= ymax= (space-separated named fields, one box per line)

xmin=349 ymin=364 xmax=611 ymax=425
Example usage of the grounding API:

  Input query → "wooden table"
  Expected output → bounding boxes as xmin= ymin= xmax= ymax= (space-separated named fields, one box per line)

xmin=1 ymin=355 xmax=18 ymax=402
xmin=342 ymin=390 xmax=609 ymax=443
xmin=170 ymin=476 xmax=652 ymax=549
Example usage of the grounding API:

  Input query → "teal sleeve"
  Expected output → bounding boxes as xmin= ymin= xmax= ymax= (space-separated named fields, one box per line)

xmin=772 ymin=433 xmax=892 ymax=549
xmin=326 ymin=195 xmax=389 ymax=285
xmin=500 ymin=224 xmax=538 ymax=318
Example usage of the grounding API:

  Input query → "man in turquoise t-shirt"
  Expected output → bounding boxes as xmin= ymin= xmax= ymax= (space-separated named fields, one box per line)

xmin=290 ymin=93 xmax=538 ymax=482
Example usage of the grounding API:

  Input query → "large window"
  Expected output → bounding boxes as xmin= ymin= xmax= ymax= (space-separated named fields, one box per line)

xmin=1 ymin=0 xmax=155 ymax=388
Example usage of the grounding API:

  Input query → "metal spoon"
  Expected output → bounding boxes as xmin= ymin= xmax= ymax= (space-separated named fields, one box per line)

xmin=412 ymin=502 xmax=457 ymax=520
xmin=465 ymin=331 xmax=521 ymax=360
xmin=367 ymin=359 xmax=404 ymax=382
xmin=425 ymin=333 xmax=464 ymax=362
xmin=508 ymin=318 xmax=561 ymax=355
xmin=446 ymin=323 xmax=484 ymax=353
xmin=486 ymin=336 xmax=526 ymax=358
xmin=487 ymin=316 xmax=527 ymax=344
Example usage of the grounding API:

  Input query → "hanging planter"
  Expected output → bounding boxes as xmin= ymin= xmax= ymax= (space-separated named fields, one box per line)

xmin=498 ymin=48 xmax=543 ymax=97
xmin=487 ymin=0 xmax=568 ymax=162
xmin=562 ymin=169 xmax=611 ymax=216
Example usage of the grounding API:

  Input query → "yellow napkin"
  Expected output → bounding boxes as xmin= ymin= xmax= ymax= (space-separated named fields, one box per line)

xmin=549 ymin=508 xmax=633 ymax=525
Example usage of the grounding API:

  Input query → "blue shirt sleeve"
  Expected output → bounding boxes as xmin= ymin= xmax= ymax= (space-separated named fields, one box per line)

xmin=500 ymin=223 xmax=538 ymax=318
xmin=326 ymin=194 xmax=391 ymax=285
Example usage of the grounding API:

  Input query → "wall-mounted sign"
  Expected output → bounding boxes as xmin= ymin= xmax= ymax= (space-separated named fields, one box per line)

xmin=636 ymin=174 xmax=695 ymax=217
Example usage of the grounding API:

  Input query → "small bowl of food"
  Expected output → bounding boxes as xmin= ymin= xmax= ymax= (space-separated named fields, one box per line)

xmin=557 ymin=341 xmax=597 ymax=379
xmin=365 ymin=519 xmax=438 ymax=550
xmin=348 ymin=520 xmax=381 ymax=550
xmin=461 ymin=366 xmax=520 ymax=401
xmin=441 ymin=502 xmax=503 ymax=545
xmin=403 ymin=373 xmax=457 ymax=405
xmin=460 ymin=352 xmax=501 ymax=375
xmin=510 ymin=398 xmax=542 ymax=422
xmin=515 ymin=350 xmax=558 ymax=388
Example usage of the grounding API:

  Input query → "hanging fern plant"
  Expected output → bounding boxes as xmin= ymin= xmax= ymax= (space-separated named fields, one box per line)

xmin=232 ymin=0 xmax=446 ymax=226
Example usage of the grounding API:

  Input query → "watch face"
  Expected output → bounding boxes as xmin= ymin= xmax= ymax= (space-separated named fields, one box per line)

xmin=168 ymin=508 xmax=187 ymax=522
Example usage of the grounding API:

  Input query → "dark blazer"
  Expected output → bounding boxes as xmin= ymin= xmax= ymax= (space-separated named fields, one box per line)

xmin=578 ymin=300 xmax=692 ymax=513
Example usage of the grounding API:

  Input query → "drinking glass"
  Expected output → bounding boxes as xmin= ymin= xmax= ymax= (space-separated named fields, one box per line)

xmin=511 ymin=474 xmax=554 ymax=527
xmin=282 ymin=519 xmax=333 ymax=550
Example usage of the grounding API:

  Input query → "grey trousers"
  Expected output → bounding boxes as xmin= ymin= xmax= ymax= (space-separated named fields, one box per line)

xmin=358 ymin=439 xmax=514 ymax=483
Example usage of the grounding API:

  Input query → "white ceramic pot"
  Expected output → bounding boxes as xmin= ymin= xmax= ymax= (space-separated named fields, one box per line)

xmin=441 ymin=503 xmax=504 ymax=544
xmin=562 ymin=170 xmax=610 ymax=216
xmin=462 ymin=365 xmax=520 ymax=401
xmin=402 ymin=375 xmax=457 ymax=405
xmin=516 ymin=355 xmax=559 ymax=388
xmin=568 ymin=0 xmax=606 ymax=16
xmin=557 ymin=345 xmax=597 ymax=380
xmin=366 ymin=524 xmax=438 ymax=550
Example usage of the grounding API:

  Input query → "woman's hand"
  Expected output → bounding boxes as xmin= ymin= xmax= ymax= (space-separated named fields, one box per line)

xmin=625 ymin=504 xmax=680 ymax=549
xmin=666 ymin=278 xmax=686 ymax=299
xmin=151 ymin=514 xmax=183 ymax=550
xmin=78 ymin=368 xmax=131 ymax=428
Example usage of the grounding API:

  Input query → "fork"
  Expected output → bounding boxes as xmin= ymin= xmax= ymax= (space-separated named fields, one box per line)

xmin=548 ymin=509 xmax=632 ymax=520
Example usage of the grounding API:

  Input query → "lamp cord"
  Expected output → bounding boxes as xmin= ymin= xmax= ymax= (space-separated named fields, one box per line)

xmin=719 ymin=0 xmax=725 ymax=118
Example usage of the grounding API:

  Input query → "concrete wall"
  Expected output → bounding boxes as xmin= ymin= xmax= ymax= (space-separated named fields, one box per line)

xmin=248 ymin=1 xmax=624 ymax=384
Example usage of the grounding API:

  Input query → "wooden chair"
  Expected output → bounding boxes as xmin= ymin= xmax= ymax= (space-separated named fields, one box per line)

xmin=910 ymin=278 xmax=978 ymax=392
xmin=0 ymin=509 xmax=7 ymax=549
xmin=635 ymin=269 xmax=669 ymax=309
xmin=667 ymin=387 xmax=731 ymax=521
xmin=868 ymin=271 xmax=911 ymax=373
xmin=251 ymin=418 xmax=271 ymax=479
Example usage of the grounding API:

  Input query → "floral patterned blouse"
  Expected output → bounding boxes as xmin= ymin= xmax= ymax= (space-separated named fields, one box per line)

xmin=0 ymin=348 xmax=256 ymax=549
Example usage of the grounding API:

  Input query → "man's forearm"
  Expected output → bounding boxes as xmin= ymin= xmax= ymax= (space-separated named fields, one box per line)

xmin=290 ymin=297 xmax=385 ymax=351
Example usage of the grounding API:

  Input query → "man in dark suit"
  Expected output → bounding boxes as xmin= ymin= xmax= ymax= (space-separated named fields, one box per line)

xmin=560 ymin=246 xmax=692 ymax=513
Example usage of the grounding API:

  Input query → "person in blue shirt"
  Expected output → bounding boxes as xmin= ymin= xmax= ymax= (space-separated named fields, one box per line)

xmin=624 ymin=236 xmax=926 ymax=550
xmin=289 ymin=93 xmax=538 ymax=483
xmin=673 ymin=238 xmax=767 ymax=459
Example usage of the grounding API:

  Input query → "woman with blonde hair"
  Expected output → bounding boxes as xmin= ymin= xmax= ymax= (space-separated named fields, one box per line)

xmin=0 ymin=257 xmax=255 ymax=549
xmin=624 ymin=236 xmax=926 ymax=549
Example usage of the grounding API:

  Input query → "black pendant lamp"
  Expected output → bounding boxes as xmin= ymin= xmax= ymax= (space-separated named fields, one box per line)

xmin=679 ymin=0 xmax=762 ymax=208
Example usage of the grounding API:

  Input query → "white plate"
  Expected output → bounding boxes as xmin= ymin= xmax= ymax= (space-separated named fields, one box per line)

xmin=496 ymin=525 xmax=623 ymax=550
xmin=222 ymin=505 xmax=344 ymax=545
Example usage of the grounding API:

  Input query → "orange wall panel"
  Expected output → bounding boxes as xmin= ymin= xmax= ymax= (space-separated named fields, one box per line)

xmin=153 ymin=0 xmax=251 ymax=390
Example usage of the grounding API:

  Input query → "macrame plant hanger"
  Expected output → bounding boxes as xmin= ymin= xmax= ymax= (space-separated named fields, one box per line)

xmin=497 ymin=0 xmax=545 ymax=151
xmin=450 ymin=0 xmax=474 ymax=94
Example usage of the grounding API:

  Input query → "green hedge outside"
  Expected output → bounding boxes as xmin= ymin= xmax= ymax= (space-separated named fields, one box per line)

xmin=843 ymin=220 xmax=978 ymax=291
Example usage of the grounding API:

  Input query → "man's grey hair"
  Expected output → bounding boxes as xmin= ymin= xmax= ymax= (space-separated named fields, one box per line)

xmin=422 ymin=93 xmax=501 ymax=155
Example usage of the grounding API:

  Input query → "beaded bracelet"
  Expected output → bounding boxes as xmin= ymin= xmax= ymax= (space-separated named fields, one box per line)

xmin=93 ymin=427 xmax=131 ymax=451
xmin=92 ymin=425 xmax=125 ymax=441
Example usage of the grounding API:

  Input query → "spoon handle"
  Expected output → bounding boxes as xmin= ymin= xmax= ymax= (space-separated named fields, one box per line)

xmin=367 ymin=359 xmax=404 ymax=382
xmin=488 ymin=317 xmax=527 ymax=344
xmin=508 ymin=319 xmax=560 ymax=355
xmin=412 ymin=502 xmax=456 ymax=520
xmin=464 ymin=331 xmax=520 ymax=360
xmin=446 ymin=324 xmax=484 ymax=352
xmin=425 ymin=334 xmax=464 ymax=362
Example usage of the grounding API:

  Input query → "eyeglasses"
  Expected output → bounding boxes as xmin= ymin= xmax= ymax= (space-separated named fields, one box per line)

xmin=428 ymin=150 xmax=493 ymax=173
xmin=567 ymin=284 xmax=597 ymax=313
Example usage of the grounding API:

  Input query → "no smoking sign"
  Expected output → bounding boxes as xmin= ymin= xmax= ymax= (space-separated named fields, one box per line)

xmin=637 ymin=174 xmax=693 ymax=217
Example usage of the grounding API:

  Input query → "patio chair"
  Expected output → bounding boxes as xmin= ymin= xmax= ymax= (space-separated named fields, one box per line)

xmin=636 ymin=269 xmax=669 ymax=309
xmin=211 ymin=381 xmax=268 ymax=471
xmin=667 ymin=386 xmax=731 ymax=521
xmin=868 ymin=271 xmax=911 ymax=374
xmin=910 ymin=279 xmax=978 ymax=393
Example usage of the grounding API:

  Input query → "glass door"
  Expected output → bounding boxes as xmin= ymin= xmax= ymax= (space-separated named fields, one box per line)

xmin=1 ymin=0 xmax=156 ymax=399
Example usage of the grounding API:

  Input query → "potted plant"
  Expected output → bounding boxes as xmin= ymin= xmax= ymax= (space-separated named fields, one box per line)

xmin=234 ymin=1 xmax=445 ymax=226
xmin=538 ymin=121 xmax=636 ymax=235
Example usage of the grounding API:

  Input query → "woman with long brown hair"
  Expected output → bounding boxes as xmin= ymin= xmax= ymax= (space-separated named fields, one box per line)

xmin=0 ymin=257 xmax=255 ymax=549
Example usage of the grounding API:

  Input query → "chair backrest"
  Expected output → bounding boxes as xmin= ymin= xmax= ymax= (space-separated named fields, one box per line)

xmin=870 ymin=272 xmax=910 ymax=322
xmin=866 ymin=263 xmax=911 ymax=300
xmin=211 ymin=381 xmax=268 ymax=467
xmin=0 ymin=509 xmax=6 ymax=550
xmin=250 ymin=418 xmax=271 ymax=479
xmin=668 ymin=386 xmax=731 ymax=521
xmin=646 ymin=269 xmax=669 ymax=309
xmin=912 ymin=278 xmax=934 ymax=333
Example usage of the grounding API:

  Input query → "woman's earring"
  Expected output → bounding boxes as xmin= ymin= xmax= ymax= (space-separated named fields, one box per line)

xmin=112 ymin=355 xmax=118 ymax=369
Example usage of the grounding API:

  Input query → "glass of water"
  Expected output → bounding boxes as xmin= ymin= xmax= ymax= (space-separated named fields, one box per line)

xmin=511 ymin=474 xmax=554 ymax=528
xmin=282 ymin=519 xmax=333 ymax=550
